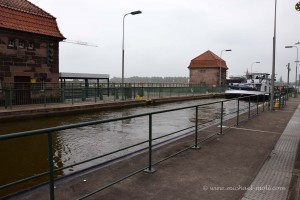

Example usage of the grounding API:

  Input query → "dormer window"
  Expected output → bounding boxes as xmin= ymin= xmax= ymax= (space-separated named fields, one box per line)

xmin=19 ymin=40 xmax=25 ymax=48
xmin=8 ymin=39 xmax=15 ymax=47
xmin=28 ymin=42 xmax=34 ymax=50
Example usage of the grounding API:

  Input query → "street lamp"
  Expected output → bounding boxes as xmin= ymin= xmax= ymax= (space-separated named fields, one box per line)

xmin=122 ymin=10 xmax=142 ymax=99
xmin=270 ymin=0 xmax=277 ymax=110
xmin=219 ymin=49 xmax=232 ymax=87
xmin=251 ymin=62 xmax=260 ymax=74
xmin=285 ymin=45 xmax=299 ymax=94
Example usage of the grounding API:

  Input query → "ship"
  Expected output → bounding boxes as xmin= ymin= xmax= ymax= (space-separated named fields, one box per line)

xmin=225 ymin=73 xmax=271 ymax=100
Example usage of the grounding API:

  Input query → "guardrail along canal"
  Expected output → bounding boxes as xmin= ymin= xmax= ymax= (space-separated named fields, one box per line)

xmin=0 ymin=98 xmax=255 ymax=196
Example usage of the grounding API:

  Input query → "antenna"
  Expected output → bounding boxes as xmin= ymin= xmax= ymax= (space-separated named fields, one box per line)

xmin=62 ymin=40 xmax=98 ymax=47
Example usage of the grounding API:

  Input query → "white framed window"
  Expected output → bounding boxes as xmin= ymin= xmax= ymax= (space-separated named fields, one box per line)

xmin=19 ymin=40 xmax=25 ymax=48
xmin=8 ymin=39 xmax=15 ymax=47
xmin=28 ymin=42 xmax=34 ymax=50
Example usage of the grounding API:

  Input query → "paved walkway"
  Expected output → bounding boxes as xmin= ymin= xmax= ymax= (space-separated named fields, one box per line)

xmin=5 ymin=96 xmax=300 ymax=200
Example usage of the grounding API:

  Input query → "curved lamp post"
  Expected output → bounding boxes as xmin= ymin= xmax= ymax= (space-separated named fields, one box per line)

xmin=251 ymin=62 xmax=260 ymax=74
xmin=219 ymin=49 xmax=232 ymax=87
xmin=122 ymin=10 xmax=142 ymax=99
xmin=285 ymin=45 xmax=299 ymax=95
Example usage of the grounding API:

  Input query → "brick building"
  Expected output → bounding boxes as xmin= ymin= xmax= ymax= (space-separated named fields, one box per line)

xmin=188 ymin=50 xmax=228 ymax=86
xmin=0 ymin=0 xmax=65 ymax=86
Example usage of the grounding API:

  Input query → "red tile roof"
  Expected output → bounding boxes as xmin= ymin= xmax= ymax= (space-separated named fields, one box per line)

xmin=188 ymin=50 xmax=228 ymax=69
xmin=0 ymin=0 xmax=65 ymax=39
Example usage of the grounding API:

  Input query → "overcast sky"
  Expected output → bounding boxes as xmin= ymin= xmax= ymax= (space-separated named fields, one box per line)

xmin=30 ymin=0 xmax=300 ymax=81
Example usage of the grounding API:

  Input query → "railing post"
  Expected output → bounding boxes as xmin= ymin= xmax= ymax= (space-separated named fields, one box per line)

xmin=99 ymin=86 xmax=103 ymax=100
xmin=256 ymin=95 xmax=259 ymax=115
xmin=262 ymin=94 xmax=265 ymax=112
xmin=94 ymin=83 xmax=97 ymax=103
xmin=193 ymin=106 xmax=200 ymax=149
xmin=71 ymin=83 xmax=74 ymax=105
xmin=219 ymin=101 xmax=224 ymax=135
xmin=237 ymin=98 xmax=240 ymax=126
xmin=248 ymin=96 xmax=251 ymax=119
xmin=133 ymin=83 xmax=136 ymax=98
xmin=47 ymin=131 xmax=55 ymax=200
xmin=279 ymin=93 xmax=281 ymax=109
xmin=44 ymin=89 xmax=46 ymax=107
xmin=144 ymin=114 xmax=156 ymax=173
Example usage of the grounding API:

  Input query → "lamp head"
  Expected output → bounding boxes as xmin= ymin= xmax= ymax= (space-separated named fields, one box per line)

xmin=285 ymin=46 xmax=293 ymax=48
xmin=131 ymin=10 xmax=142 ymax=15
xmin=225 ymin=49 xmax=232 ymax=51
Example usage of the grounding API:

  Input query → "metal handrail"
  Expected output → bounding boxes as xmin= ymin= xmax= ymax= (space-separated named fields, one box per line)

xmin=0 ymin=92 xmax=287 ymax=199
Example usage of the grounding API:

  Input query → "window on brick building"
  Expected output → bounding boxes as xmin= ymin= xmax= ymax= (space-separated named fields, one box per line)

xmin=19 ymin=40 xmax=25 ymax=48
xmin=28 ymin=42 xmax=34 ymax=50
xmin=8 ymin=39 xmax=15 ymax=47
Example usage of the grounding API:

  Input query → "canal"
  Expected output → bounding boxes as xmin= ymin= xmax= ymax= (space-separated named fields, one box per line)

xmin=0 ymin=98 xmax=253 ymax=196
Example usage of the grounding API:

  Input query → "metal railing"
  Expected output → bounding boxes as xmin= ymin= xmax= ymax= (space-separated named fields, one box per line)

xmin=0 ymin=82 xmax=226 ymax=109
xmin=0 ymin=92 xmax=288 ymax=199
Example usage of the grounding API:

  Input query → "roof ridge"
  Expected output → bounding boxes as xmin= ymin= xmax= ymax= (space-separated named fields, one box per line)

xmin=192 ymin=50 xmax=224 ymax=61
xmin=207 ymin=50 xmax=224 ymax=61
xmin=0 ymin=0 xmax=54 ymax=19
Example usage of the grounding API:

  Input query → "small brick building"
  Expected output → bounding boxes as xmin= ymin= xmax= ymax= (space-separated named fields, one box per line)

xmin=0 ymin=0 xmax=65 ymax=86
xmin=188 ymin=50 xmax=228 ymax=86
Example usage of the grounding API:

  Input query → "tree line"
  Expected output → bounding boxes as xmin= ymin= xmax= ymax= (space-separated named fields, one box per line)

xmin=110 ymin=76 xmax=189 ymax=83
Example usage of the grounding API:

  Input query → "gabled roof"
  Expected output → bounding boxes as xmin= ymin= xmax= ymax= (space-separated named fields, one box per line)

xmin=0 ymin=0 xmax=65 ymax=39
xmin=188 ymin=50 xmax=228 ymax=69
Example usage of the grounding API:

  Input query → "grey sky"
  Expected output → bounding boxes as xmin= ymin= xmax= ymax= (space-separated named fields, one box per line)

xmin=30 ymin=0 xmax=300 ymax=81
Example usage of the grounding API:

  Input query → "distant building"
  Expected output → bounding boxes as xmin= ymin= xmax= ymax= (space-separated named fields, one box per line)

xmin=0 ymin=0 xmax=65 ymax=86
xmin=188 ymin=50 xmax=228 ymax=86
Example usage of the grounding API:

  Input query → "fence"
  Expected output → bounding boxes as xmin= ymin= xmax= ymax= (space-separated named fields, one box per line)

xmin=0 ymin=93 xmax=289 ymax=199
xmin=0 ymin=82 xmax=226 ymax=108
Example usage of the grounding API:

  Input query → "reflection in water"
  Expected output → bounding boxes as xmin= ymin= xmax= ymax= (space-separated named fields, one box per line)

xmin=0 ymin=98 xmax=253 ymax=196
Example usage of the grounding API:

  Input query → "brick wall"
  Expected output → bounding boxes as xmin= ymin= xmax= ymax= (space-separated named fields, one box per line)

xmin=0 ymin=29 xmax=60 ymax=84
xmin=189 ymin=68 xmax=227 ymax=86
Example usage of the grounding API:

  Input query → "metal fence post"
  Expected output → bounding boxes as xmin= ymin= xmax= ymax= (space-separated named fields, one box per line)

xmin=99 ymin=86 xmax=103 ymax=100
xmin=248 ymin=96 xmax=251 ymax=119
xmin=94 ymin=84 xmax=97 ymax=103
xmin=256 ymin=95 xmax=259 ymax=115
xmin=279 ymin=93 xmax=281 ymax=109
xmin=262 ymin=94 xmax=265 ymax=112
xmin=193 ymin=106 xmax=200 ymax=149
xmin=144 ymin=114 xmax=156 ymax=173
xmin=47 ymin=132 xmax=55 ymax=200
xmin=237 ymin=98 xmax=240 ymax=126
xmin=219 ymin=101 xmax=224 ymax=135
xmin=44 ymin=89 xmax=46 ymax=107
xmin=71 ymin=83 xmax=74 ymax=105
